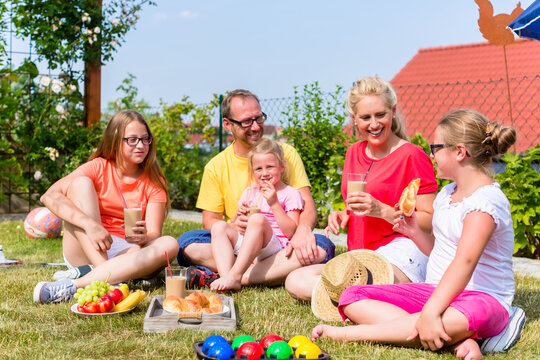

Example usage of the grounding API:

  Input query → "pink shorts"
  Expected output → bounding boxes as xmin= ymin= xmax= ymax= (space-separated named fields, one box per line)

xmin=338 ymin=283 xmax=509 ymax=339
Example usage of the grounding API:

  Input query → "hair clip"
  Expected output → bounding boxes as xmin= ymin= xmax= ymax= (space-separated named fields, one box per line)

xmin=484 ymin=132 xmax=492 ymax=137
xmin=484 ymin=139 xmax=492 ymax=145
xmin=485 ymin=150 xmax=492 ymax=156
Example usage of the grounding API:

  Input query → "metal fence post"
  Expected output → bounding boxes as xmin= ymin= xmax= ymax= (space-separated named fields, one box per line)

xmin=218 ymin=94 xmax=223 ymax=152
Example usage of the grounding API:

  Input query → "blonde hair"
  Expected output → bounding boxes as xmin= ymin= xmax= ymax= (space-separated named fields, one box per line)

xmin=438 ymin=109 xmax=517 ymax=175
xmin=89 ymin=110 xmax=170 ymax=210
xmin=347 ymin=76 xmax=409 ymax=141
xmin=248 ymin=137 xmax=288 ymax=184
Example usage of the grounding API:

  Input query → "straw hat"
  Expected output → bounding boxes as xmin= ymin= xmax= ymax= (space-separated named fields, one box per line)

xmin=311 ymin=249 xmax=394 ymax=321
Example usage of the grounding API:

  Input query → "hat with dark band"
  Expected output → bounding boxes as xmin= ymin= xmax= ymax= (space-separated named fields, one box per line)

xmin=311 ymin=249 xmax=394 ymax=321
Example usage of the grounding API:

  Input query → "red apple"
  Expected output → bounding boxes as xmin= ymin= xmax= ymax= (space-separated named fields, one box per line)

xmin=106 ymin=288 xmax=124 ymax=305
xmin=77 ymin=304 xmax=86 ymax=313
xmin=96 ymin=295 xmax=114 ymax=313
xmin=83 ymin=302 xmax=99 ymax=313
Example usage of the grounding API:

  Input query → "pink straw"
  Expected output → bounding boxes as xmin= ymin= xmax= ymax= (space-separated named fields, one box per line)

xmin=165 ymin=251 xmax=172 ymax=278
xmin=117 ymin=186 xmax=128 ymax=208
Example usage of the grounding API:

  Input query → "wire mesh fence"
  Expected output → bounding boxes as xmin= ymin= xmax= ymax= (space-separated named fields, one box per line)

xmin=204 ymin=77 xmax=538 ymax=154
xmin=394 ymin=76 xmax=540 ymax=154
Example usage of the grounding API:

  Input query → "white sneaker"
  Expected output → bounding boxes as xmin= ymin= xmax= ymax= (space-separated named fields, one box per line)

xmin=53 ymin=265 xmax=94 ymax=281
xmin=480 ymin=306 xmax=526 ymax=353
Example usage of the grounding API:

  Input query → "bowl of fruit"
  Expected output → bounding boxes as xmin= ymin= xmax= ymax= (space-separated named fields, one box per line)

xmin=71 ymin=280 xmax=146 ymax=315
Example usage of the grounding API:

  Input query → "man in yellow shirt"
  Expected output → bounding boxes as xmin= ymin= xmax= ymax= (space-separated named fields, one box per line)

xmin=177 ymin=89 xmax=335 ymax=288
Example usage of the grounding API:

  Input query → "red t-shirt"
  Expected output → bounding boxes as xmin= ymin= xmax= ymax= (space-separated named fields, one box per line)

xmin=342 ymin=141 xmax=438 ymax=251
xmin=78 ymin=158 xmax=167 ymax=238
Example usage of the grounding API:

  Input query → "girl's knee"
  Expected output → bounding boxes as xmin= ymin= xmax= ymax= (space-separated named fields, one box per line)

xmin=156 ymin=235 xmax=179 ymax=256
xmin=211 ymin=220 xmax=228 ymax=234
xmin=247 ymin=213 xmax=268 ymax=227
xmin=66 ymin=176 xmax=98 ymax=201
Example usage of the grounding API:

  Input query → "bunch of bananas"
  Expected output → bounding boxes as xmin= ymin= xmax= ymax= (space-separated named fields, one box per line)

xmin=114 ymin=289 xmax=146 ymax=312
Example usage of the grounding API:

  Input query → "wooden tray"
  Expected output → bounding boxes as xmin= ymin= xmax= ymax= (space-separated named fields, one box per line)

xmin=143 ymin=292 xmax=237 ymax=333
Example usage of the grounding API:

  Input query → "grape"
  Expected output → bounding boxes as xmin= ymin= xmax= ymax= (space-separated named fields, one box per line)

xmin=74 ymin=279 xmax=116 ymax=306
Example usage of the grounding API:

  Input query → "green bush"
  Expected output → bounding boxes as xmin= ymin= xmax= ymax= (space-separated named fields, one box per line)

xmin=281 ymin=83 xmax=353 ymax=227
xmin=0 ymin=61 xmax=101 ymax=205
xmin=496 ymin=144 xmax=540 ymax=258
xmin=149 ymin=98 xmax=219 ymax=209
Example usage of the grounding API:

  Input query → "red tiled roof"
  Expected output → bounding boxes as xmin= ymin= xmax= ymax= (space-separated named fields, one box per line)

xmin=392 ymin=40 xmax=540 ymax=84
xmin=390 ymin=40 xmax=540 ymax=153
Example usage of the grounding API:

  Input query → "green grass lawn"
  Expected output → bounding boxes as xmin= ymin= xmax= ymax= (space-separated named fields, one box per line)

xmin=1 ymin=218 xmax=539 ymax=359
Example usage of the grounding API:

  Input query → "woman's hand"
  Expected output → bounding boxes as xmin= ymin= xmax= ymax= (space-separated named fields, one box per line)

xmin=324 ymin=210 xmax=349 ymax=237
xmin=347 ymin=192 xmax=394 ymax=222
xmin=408 ymin=309 xmax=451 ymax=351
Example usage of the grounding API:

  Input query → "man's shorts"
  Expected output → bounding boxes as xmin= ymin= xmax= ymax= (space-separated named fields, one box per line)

xmin=177 ymin=229 xmax=335 ymax=274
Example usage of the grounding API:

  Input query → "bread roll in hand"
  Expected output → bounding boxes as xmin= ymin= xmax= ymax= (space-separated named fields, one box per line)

xmin=398 ymin=178 xmax=421 ymax=217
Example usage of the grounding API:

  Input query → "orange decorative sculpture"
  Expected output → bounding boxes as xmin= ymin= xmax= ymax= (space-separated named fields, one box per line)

xmin=475 ymin=0 xmax=524 ymax=46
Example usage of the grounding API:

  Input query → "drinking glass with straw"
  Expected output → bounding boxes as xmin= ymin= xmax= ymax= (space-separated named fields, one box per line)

xmin=347 ymin=160 xmax=374 ymax=212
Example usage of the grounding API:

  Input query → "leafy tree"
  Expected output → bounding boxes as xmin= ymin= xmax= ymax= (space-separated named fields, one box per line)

xmin=281 ymin=83 xmax=353 ymax=227
xmin=11 ymin=0 xmax=155 ymax=72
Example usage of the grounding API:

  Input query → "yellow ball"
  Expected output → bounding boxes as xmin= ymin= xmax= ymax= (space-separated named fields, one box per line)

xmin=287 ymin=335 xmax=312 ymax=350
xmin=295 ymin=342 xmax=322 ymax=359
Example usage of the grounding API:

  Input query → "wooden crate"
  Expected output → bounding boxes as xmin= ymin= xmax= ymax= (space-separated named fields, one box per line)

xmin=143 ymin=292 xmax=237 ymax=333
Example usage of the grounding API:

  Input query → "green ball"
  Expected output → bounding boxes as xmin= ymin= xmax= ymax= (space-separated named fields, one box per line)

xmin=266 ymin=340 xmax=293 ymax=359
xmin=231 ymin=335 xmax=254 ymax=351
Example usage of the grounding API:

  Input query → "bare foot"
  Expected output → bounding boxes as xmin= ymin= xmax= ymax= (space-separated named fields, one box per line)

xmin=455 ymin=338 xmax=483 ymax=360
xmin=312 ymin=324 xmax=348 ymax=341
xmin=210 ymin=274 xmax=242 ymax=291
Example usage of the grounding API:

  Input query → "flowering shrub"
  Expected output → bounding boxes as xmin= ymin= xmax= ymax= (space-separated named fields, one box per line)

xmin=0 ymin=61 xmax=101 ymax=204
xmin=0 ymin=1 xmax=153 ymax=207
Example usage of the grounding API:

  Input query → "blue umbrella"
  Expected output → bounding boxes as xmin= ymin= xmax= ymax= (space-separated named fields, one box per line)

xmin=508 ymin=0 xmax=540 ymax=40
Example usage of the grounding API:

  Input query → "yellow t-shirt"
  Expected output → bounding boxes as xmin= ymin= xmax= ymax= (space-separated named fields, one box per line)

xmin=196 ymin=141 xmax=310 ymax=222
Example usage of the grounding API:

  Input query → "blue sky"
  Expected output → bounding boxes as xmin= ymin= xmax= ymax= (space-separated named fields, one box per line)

xmin=100 ymin=0 xmax=534 ymax=108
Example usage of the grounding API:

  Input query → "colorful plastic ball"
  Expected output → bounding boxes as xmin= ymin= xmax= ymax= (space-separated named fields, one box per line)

xmin=294 ymin=342 xmax=322 ymax=359
xmin=287 ymin=335 xmax=312 ymax=350
xmin=231 ymin=335 xmax=255 ymax=351
xmin=24 ymin=207 xmax=62 ymax=239
xmin=202 ymin=335 xmax=229 ymax=355
xmin=260 ymin=334 xmax=284 ymax=349
xmin=266 ymin=340 xmax=293 ymax=359
xmin=237 ymin=341 xmax=263 ymax=359
xmin=206 ymin=341 xmax=234 ymax=359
